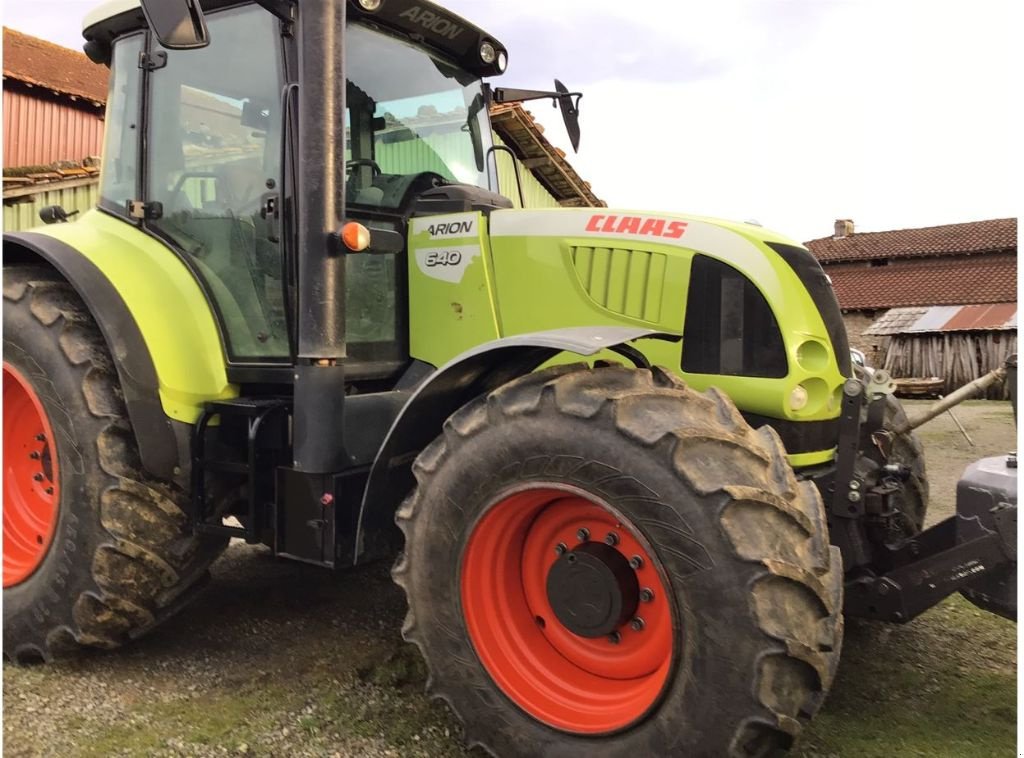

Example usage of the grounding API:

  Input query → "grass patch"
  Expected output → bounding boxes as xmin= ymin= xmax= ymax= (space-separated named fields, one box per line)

xmin=796 ymin=596 xmax=1016 ymax=757
xmin=80 ymin=686 xmax=301 ymax=757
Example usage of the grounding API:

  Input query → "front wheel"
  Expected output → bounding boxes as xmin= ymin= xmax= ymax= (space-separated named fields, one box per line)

xmin=394 ymin=364 xmax=843 ymax=756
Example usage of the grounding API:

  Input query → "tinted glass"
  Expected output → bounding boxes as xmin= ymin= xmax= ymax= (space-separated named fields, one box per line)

xmin=99 ymin=34 xmax=143 ymax=212
xmin=345 ymin=24 xmax=491 ymax=210
xmin=146 ymin=5 xmax=286 ymax=361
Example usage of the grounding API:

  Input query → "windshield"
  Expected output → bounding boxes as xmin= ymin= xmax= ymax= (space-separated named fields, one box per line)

xmin=345 ymin=23 xmax=492 ymax=209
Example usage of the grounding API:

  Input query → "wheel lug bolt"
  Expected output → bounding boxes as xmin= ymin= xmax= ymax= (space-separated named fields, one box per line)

xmin=554 ymin=542 xmax=567 ymax=557
xmin=607 ymin=631 xmax=621 ymax=645
xmin=629 ymin=555 xmax=644 ymax=570
xmin=604 ymin=532 xmax=619 ymax=547
xmin=45 ymin=487 xmax=54 ymax=495
xmin=631 ymin=617 xmax=646 ymax=632
xmin=35 ymin=434 xmax=46 ymax=442
xmin=640 ymin=588 xmax=655 ymax=603
xmin=576 ymin=528 xmax=590 ymax=542
xmin=33 ymin=473 xmax=44 ymax=482
xmin=29 ymin=451 xmax=40 ymax=460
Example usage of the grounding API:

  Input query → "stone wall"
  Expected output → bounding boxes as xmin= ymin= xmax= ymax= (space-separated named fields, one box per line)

xmin=842 ymin=310 xmax=888 ymax=368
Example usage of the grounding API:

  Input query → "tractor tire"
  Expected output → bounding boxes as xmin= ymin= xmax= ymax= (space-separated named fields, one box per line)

xmin=853 ymin=368 xmax=928 ymax=540
xmin=3 ymin=266 xmax=227 ymax=663
xmin=394 ymin=364 xmax=843 ymax=757
xmin=880 ymin=394 xmax=929 ymax=535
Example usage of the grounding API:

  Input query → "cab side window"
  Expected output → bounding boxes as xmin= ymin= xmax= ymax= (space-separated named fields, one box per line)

xmin=146 ymin=5 xmax=287 ymax=361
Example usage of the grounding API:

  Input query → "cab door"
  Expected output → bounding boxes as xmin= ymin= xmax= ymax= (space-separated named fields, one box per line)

xmin=144 ymin=3 xmax=289 ymax=364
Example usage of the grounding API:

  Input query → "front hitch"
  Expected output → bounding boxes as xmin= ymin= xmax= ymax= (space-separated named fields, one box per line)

xmin=842 ymin=358 xmax=1017 ymax=623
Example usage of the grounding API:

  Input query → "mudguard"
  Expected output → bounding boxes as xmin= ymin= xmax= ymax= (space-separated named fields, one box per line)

xmin=353 ymin=326 xmax=678 ymax=564
xmin=4 ymin=231 xmax=181 ymax=479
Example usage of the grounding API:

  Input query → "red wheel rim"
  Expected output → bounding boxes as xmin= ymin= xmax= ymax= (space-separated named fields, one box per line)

xmin=461 ymin=486 xmax=674 ymax=734
xmin=3 ymin=362 xmax=60 ymax=588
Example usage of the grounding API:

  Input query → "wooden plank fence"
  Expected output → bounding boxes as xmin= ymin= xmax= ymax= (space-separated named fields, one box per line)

xmin=882 ymin=331 xmax=1016 ymax=399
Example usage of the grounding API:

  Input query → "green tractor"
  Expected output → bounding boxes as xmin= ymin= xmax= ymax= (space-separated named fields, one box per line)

xmin=3 ymin=1 xmax=1015 ymax=755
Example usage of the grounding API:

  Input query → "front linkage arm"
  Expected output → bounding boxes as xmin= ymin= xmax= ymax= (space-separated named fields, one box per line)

xmin=839 ymin=361 xmax=1017 ymax=623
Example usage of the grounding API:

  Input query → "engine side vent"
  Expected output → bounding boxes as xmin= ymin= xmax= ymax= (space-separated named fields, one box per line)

xmin=570 ymin=246 xmax=666 ymax=322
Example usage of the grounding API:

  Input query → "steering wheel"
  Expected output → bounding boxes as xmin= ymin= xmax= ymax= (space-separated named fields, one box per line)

xmin=346 ymin=159 xmax=382 ymax=177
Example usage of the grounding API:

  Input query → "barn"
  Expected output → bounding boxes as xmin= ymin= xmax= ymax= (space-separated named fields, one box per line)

xmin=806 ymin=218 xmax=1017 ymax=397
xmin=3 ymin=27 xmax=107 ymax=166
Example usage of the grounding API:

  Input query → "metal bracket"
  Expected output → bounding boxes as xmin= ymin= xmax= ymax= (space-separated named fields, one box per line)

xmin=127 ymin=200 xmax=163 ymax=221
xmin=844 ymin=514 xmax=1011 ymax=623
xmin=866 ymin=368 xmax=897 ymax=396
xmin=139 ymin=51 xmax=168 ymax=71
xmin=609 ymin=343 xmax=652 ymax=370
xmin=832 ymin=378 xmax=865 ymax=518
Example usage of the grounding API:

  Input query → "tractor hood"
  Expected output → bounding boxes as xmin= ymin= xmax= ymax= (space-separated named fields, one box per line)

xmin=488 ymin=207 xmax=806 ymax=267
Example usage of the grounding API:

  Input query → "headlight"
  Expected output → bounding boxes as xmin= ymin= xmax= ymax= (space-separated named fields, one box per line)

xmin=789 ymin=385 xmax=809 ymax=412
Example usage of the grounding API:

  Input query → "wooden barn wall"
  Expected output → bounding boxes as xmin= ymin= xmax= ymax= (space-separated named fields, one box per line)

xmin=3 ymin=86 xmax=105 ymax=168
xmin=882 ymin=331 xmax=1017 ymax=399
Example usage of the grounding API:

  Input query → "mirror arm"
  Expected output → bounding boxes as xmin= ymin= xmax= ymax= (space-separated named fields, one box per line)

xmin=492 ymin=87 xmax=583 ymax=107
xmin=254 ymin=0 xmax=296 ymax=23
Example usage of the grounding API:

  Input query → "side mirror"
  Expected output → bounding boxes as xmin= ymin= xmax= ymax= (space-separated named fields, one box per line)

xmin=140 ymin=0 xmax=210 ymax=50
xmin=38 ymin=205 xmax=79 ymax=224
xmin=490 ymin=82 xmax=585 ymax=153
xmin=554 ymin=79 xmax=582 ymax=153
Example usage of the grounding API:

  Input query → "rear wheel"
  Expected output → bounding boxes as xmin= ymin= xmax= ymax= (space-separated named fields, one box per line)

xmin=394 ymin=364 xmax=843 ymax=756
xmin=3 ymin=266 xmax=227 ymax=662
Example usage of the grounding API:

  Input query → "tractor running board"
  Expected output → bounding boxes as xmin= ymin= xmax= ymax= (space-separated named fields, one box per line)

xmin=844 ymin=509 xmax=1016 ymax=623
xmin=191 ymin=397 xmax=292 ymax=544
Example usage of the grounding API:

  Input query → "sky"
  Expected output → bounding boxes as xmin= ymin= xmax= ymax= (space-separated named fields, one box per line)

xmin=4 ymin=0 xmax=1019 ymax=242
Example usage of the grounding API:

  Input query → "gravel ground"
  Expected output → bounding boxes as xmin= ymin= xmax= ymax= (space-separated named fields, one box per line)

xmin=3 ymin=400 xmax=1016 ymax=757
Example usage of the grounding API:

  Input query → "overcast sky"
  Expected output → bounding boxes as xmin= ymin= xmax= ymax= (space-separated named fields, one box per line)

xmin=5 ymin=0 xmax=1018 ymax=242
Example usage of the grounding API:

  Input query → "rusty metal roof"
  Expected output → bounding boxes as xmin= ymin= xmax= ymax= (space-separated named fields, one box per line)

xmin=865 ymin=303 xmax=1017 ymax=336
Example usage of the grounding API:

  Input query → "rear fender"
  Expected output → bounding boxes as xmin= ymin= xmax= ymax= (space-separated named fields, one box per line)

xmin=4 ymin=231 xmax=182 ymax=479
xmin=353 ymin=326 xmax=677 ymax=564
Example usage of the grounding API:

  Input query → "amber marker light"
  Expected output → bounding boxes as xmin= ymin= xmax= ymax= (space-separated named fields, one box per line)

xmin=341 ymin=222 xmax=371 ymax=252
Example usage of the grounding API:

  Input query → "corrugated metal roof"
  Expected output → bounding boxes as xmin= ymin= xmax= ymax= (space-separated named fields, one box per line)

xmin=942 ymin=303 xmax=1017 ymax=331
xmin=864 ymin=306 xmax=929 ymax=335
xmin=865 ymin=304 xmax=1018 ymax=336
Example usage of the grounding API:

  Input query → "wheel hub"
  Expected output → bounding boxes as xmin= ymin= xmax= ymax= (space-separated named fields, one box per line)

xmin=3 ymin=362 xmax=61 ymax=588
xmin=461 ymin=487 xmax=674 ymax=734
xmin=546 ymin=542 xmax=639 ymax=638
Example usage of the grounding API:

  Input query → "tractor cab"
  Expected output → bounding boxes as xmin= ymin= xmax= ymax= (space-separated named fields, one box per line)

xmin=83 ymin=0 xmax=517 ymax=382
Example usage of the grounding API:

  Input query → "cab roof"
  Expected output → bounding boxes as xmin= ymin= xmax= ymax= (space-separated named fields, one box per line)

xmin=82 ymin=0 xmax=507 ymax=78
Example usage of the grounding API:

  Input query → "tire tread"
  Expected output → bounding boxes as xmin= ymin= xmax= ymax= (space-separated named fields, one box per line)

xmin=3 ymin=266 xmax=226 ymax=662
xmin=394 ymin=363 xmax=843 ymax=756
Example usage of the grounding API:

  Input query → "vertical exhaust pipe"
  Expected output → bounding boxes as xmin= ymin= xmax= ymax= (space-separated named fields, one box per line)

xmin=293 ymin=0 xmax=349 ymax=473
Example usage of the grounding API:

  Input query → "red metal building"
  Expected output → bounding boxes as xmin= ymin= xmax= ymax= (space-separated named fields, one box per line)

xmin=3 ymin=27 xmax=108 ymax=168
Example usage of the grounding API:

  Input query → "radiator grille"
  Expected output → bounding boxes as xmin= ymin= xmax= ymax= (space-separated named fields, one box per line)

xmin=570 ymin=246 xmax=666 ymax=322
